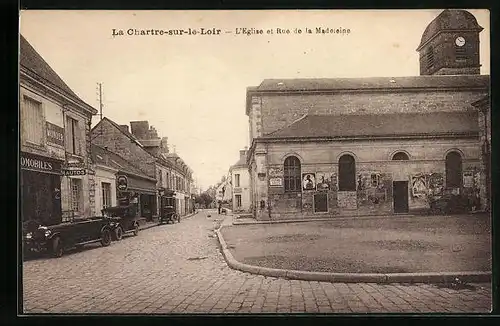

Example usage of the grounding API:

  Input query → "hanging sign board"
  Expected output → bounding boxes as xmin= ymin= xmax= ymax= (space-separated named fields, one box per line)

xmin=117 ymin=175 xmax=128 ymax=191
xmin=62 ymin=169 xmax=86 ymax=176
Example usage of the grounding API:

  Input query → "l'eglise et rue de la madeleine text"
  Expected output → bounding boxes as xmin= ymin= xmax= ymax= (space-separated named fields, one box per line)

xmin=111 ymin=27 xmax=351 ymax=36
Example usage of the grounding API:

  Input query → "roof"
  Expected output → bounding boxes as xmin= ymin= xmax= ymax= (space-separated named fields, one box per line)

xmin=19 ymin=35 xmax=97 ymax=114
xmin=254 ymin=75 xmax=489 ymax=92
xmin=230 ymin=156 xmax=247 ymax=170
xmin=91 ymin=144 xmax=156 ymax=181
xmin=93 ymin=117 xmax=142 ymax=146
xmin=265 ymin=111 xmax=479 ymax=139
xmin=417 ymin=9 xmax=483 ymax=51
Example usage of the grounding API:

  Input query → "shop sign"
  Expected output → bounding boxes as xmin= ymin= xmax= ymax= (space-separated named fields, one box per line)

xmin=269 ymin=178 xmax=283 ymax=187
xmin=46 ymin=122 xmax=65 ymax=146
xmin=65 ymin=161 xmax=85 ymax=168
xmin=233 ymin=187 xmax=242 ymax=194
xmin=62 ymin=169 xmax=86 ymax=176
xmin=117 ymin=175 xmax=128 ymax=191
xmin=20 ymin=152 xmax=62 ymax=174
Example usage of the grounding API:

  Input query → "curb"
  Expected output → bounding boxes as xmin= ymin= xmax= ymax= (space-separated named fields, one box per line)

xmin=215 ymin=225 xmax=491 ymax=284
xmin=139 ymin=211 xmax=198 ymax=231
xmin=232 ymin=213 xmax=489 ymax=226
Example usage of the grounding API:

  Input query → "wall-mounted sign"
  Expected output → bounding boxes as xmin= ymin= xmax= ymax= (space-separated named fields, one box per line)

xmin=302 ymin=173 xmax=316 ymax=191
xmin=65 ymin=161 xmax=85 ymax=168
xmin=20 ymin=151 xmax=62 ymax=175
xmin=268 ymin=166 xmax=284 ymax=178
xmin=62 ymin=169 xmax=86 ymax=176
xmin=117 ymin=175 xmax=128 ymax=191
xmin=46 ymin=122 xmax=65 ymax=146
xmin=269 ymin=177 xmax=283 ymax=187
xmin=233 ymin=187 xmax=242 ymax=194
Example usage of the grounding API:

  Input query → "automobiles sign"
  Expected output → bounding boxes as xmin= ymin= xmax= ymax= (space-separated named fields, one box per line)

xmin=117 ymin=175 xmax=128 ymax=191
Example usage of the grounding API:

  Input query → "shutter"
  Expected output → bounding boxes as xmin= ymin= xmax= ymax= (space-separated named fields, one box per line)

xmin=74 ymin=120 xmax=82 ymax=155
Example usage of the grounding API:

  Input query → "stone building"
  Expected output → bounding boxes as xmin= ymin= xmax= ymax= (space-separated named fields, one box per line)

xmin=91 ymin=118 xmax=158 ymax=220
xmin=91 ymin=144 xmax=157 ymax=215
xmin=20 ymin=35 xmax=98 ymax=225
xmin=230 ymin=148 xmax=251 ymax=213
xmin=128 ymin=121 xmax=194 ymax=217
xmin=246 ymin=9 xmax=490 ymax=220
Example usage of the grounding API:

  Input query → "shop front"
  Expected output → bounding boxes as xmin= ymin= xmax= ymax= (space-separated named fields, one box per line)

xmin=20 ymin=151 xmax=63 ymax=225
xmin=116 ymin=173 xmax=157 ymax=221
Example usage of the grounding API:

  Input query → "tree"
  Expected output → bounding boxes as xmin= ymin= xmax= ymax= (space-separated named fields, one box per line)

xmin=195 ymin=191 xmax=214 ymax=209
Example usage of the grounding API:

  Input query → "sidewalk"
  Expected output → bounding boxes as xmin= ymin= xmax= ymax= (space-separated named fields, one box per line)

xmin=216 ymin=213 xmax=491 ymax=284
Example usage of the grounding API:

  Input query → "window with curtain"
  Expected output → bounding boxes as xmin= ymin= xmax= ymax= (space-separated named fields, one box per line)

xmin=101 ymin=182 xmax=112 ymax=210
xmin=284 ymin=156 xmax=301 ymax=192
xmin=338 ymin=154 xmax=356 ymax=191
xmin=71 ymin=178 xmax=83 ymax=213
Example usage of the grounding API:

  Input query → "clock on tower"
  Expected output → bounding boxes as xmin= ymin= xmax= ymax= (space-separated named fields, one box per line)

xmin=416 ymin=10 xmax=483 ymax=76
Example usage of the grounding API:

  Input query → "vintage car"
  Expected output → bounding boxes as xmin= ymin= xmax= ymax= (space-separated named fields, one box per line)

xmin=22 ymin=216 xmax=114 ymax=258
xmin=101 ymin=205 xmax=140 ymax=240
xmin=159 ymin=205 xmax=180 ymax=224
xmin=429 ymin=189 xmax=470 ymax=214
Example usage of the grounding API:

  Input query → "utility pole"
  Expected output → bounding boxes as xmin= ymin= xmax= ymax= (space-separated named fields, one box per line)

xmin=99 ymin=83 xmax=103 ymax=120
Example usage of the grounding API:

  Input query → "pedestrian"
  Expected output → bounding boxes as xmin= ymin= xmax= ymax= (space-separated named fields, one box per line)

xmin=218 ymin=201 xmax=222 ymax=214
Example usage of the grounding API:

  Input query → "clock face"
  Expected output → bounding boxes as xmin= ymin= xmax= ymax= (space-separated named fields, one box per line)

xmin=455 ymin=36 xmax=466 ymax=47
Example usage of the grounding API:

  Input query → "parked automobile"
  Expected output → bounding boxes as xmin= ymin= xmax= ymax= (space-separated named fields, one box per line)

xmin=101 ymin=205 xmax=140 ymax=240
xmin=22 ymin=216 xmax=113 ymax=258
xmin=159 ymin=205 xmax=180 ymax=224
xmin=429 ymin=190 xmax=470 ymax=214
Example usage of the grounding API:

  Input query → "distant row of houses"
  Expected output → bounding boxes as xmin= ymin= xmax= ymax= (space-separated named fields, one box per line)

xmin=20 ymin=35 xmax=194 ymax=226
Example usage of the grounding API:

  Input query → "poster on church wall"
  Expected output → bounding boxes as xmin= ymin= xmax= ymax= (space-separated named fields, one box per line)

xmin=316 ymin=172 xmax=330 ymax=191
xmin=302 ymin=173 xmax=316 ymax=191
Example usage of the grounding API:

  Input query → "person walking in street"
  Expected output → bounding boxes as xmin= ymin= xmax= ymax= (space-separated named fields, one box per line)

xmin=218 ymin=201 xmax=222 ymax=214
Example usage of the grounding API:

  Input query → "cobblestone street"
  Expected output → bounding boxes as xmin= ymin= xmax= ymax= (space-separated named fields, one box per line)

xmin=22 ymin=210 xmax=492 ymax=314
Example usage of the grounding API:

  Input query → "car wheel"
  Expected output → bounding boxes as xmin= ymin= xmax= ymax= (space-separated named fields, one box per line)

xmin=101 ymin=229 xmax=112 ymax=247
xmin=115 ymin=226 xmax=123 ymax=241
xmin=52 ymin=237 xmax=63 ymax=258
xmin=133 ymin=223 xmax=139 ymax=236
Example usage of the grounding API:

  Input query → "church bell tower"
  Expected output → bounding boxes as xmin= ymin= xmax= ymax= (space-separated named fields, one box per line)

xmin=417 ymin=9 xmax=483 ymax=75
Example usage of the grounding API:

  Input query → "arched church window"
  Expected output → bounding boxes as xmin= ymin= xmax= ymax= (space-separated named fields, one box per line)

xmin=284 ymin=156 xmax=301 ymax=192
xmin=445 ymin=151 xmax=463 ymax=189
xmin=392 ymin=152 xmax=409 ymax=160
xmin=338 ymin=154 xmax=356 ymax=191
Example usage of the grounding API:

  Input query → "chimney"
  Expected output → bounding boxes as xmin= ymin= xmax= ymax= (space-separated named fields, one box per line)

xmin=239 ymin=149 xmax=247 ymax=159
xmin=160 ymin=137 xmax=169 ymax=154
xmin=119 ymin=125 xmax=129 ymax=133
xmin=130 ymin=121 xmax=149 ymax=139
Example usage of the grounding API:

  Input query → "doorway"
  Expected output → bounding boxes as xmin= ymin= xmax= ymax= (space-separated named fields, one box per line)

xmin=393 ymin=181 xmax=409 ymax=213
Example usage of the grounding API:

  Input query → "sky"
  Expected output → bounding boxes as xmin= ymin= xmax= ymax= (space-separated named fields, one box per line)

xmin=19 ymin=10 xmax=490 ymax=190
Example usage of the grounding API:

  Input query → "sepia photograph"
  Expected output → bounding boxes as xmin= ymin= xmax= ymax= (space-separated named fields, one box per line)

xmin=19 ymin=9 xmax=491 ymax=314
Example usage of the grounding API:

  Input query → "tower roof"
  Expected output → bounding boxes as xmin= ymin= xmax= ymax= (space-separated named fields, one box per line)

xmin=417 ymin=9 xmax=483 ymax=51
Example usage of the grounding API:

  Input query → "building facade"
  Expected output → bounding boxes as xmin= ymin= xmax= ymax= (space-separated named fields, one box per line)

xmin=20 ymin=35 xmax=98 ymax=225
xmin=246 ymin=10 xmax=490 ymax=220
xmin=128 ymin=120 xmax=194 ymax=217
xmin=91 ymin=118 xmax=158 ymax=220
xmin=230 ymin=149 xmax=251 ymax=213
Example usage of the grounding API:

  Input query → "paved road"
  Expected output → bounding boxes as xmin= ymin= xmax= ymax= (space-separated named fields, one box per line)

xmin=22 ymin=210 xmax=491 ymax=314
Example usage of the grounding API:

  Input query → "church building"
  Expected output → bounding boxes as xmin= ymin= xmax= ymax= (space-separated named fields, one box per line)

xmin=246 ymin=10 xmax=490 ymax=220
